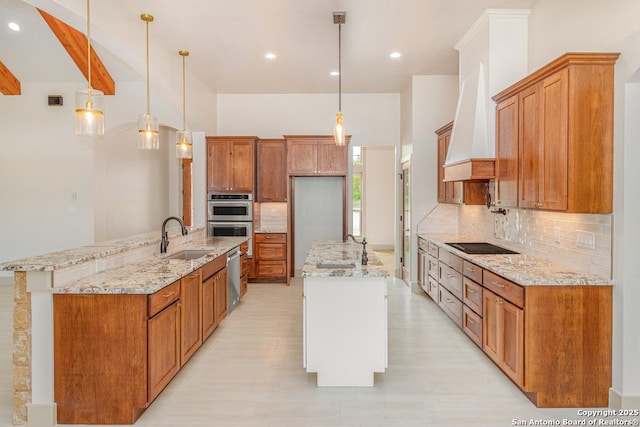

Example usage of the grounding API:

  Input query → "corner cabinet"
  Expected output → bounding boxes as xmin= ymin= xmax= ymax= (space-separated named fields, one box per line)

xmin=206 ymin=136 xmax=257 ymax=193
xmin=435 ymin=122 xmax=488 ymax=205
xmin=285 ymin=135 xmax=349 ymax=176
xmin=493 ymin=52 xmax=619 ymax=213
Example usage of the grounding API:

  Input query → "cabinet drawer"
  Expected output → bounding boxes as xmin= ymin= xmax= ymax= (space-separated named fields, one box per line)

xmin=255 ymin=233 xmax=286 ymax=243
xmin=462 ymin=260 xmax=483 ymax=283
xmin=439 ymin=262 xmax=463 ymax=300
xmin=427 ymin=276 xmax=438 ymax=300
xmin=438 ymin=285 xmax=463 ymax=328
xmin=240 ymin=241 xmax=249 ymax=254
xmin=428 ymin=242 xmax=439 ymax=258
xmin=418 ymin=238 xmax=428 ymax=251
xmin=463 ymin=277 xmax=483 ymax=315
xmin=427 ymin=255 xmax=438 ymax=279
xmin=462 ymin=305 xmax=483 ymax=347
xmin=148 ymin=280 xmax=180 ymax=318
xmin=202 ymin=254 xmax=226 ymax=280
xmin=439 ymin=249 xmax=463 ymax=272
xmin=255 ymin=260 xmax=287 ymax=277
xmin=483 ymin=270 xmax=524 ymax=308
xmin=256 ymin=242 xmax=286 ymax=260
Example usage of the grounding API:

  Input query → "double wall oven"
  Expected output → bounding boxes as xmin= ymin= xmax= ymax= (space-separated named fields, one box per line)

xmin=207 ymin=193 xmax=253 ymax=256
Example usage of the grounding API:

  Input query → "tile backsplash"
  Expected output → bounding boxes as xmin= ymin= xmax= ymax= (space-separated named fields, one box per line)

xmin=459 ymin=205 xmax=612 ymax=279
xmin=256 ymin=202 xmax=287 ymax=232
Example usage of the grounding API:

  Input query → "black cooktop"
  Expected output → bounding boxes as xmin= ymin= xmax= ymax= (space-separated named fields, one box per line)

xmin=445 ymin=242 xmax=520 ymax=255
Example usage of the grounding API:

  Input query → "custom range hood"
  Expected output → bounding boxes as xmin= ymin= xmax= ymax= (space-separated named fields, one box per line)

xmin=444 ymin=10 xmax=530 ymax=182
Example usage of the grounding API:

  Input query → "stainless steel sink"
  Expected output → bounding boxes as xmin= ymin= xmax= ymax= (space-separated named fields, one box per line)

xmin=316 ymin=261 xmax=356 ymax=269
xmin=166 ymin=249 xmax=212 ymax=260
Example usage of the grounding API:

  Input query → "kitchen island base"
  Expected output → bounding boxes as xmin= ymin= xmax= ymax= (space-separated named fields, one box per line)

xmin=303 ymin=276 xmax=388 ymax=387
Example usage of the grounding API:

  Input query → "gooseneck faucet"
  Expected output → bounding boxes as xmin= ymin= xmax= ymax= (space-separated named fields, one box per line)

xmin=160 ymin=216 xmax=188 ymax=253
xmin=344 ymin=234 xmax=368 ymax=265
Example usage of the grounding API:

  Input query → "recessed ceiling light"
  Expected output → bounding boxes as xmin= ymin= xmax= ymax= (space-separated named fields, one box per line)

xmin=264 ymin=52 xmax=277 ymax=59
xmin=330 ymin=71 xmax=340 ymax=76
xmin=8 ymin=22 xmax=20 ymax=31
xmin=390 ymin=51 xmax=402 ymax=59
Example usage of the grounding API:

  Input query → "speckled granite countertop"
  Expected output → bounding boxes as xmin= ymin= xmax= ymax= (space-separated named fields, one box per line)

xmin=50 ymin=236 xmax=247 ymax=294
xmin=420 ymin=233 xmax=612 ymax=286
xmin=302 ymin=240 xmax=389 ymax=278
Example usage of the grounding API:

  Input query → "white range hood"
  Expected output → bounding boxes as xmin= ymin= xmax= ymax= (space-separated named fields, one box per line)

xmin=444 ymin=9 xmax=530 ymax=182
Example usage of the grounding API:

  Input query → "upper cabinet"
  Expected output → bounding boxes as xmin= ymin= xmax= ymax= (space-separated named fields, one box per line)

xmin=206 ymin=136 xmax=257 ymax=193
xmin=493 ymin=52 xmax=619 ymax=213
xmin=436 ymin=122 xmax=488 ymax=206
xmin=285 ymin=135 xmax=349 ymax=176
xmin=256 ymin=138 xmax=287 ymax=202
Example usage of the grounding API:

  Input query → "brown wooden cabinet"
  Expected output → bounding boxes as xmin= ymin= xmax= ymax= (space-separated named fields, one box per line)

xmin=214 ymin=267 xmax=228 ymax=324
xmin=483 ymin=287 xmax=524 ymax=386
xmin=202 ymin=255 xmax=227 ymax=340
xmin=206 ymin=136 xmax=256 ymax=193
xmin=435 ymin=122 xmax=488 ymax=205
xmin=495 ymin=94 xmax=520 ymax=208
xmin=257 ymin=138 xmax=287 ymax=202
xmin=180 ymin=269 xmax=202 ymax=366
xmin=254 ymin=233 xmax=287 ymax=283
xmin=285 ymin=135 xmax=348 ymax=175
xmin=493 ymin=52 xmax=619 ymax=213
xmin=148 ymin=300 xmax=180 ymax=402
xmin=240 ymin=241 xmax=249 ymax=297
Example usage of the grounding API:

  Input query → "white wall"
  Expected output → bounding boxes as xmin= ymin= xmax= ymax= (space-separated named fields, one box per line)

xmin=528 ymin=0 xmax=640 ymax=406
xmin=363 ymin=146 xmax=396 ymax=248
xmin=408 ymin=75 xmax=459 ymax=283
xmin=217 ymin=93 xmax=400 ymax=148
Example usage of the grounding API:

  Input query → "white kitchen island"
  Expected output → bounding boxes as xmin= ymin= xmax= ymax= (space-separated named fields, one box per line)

xmin=302 ymin=240 xmax=389 ymax=387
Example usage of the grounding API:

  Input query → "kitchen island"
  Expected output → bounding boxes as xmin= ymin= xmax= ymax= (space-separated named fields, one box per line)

xmin=302 ymin=240 xmax=389 ymax=387
xmin=1 ymin=227 xmax=248 ymax=426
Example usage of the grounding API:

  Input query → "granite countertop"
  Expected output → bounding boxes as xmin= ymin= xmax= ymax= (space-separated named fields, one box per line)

xmin=302 ymin=240 xmax=389 ymax=278
xmin=419 ymin=233 xmax=612 ymax=286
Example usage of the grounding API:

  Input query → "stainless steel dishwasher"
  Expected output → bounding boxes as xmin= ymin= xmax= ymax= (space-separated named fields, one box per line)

xmin=226 ymin=247 xmax=241 ymax=314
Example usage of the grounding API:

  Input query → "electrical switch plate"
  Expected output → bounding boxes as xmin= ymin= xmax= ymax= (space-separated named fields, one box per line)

xmin=576 ymin=230 xmax=596 ymax=250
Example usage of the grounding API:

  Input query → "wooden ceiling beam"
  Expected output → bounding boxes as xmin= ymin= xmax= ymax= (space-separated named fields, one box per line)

xmin=0 ymin=61 xmax=21 ymax=95
xmin=37 ymin=8 xmax=115 ymax=95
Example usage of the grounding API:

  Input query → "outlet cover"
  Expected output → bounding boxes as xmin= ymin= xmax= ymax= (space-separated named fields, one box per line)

xmin=576 ymin=230 xmax=596 ymax=250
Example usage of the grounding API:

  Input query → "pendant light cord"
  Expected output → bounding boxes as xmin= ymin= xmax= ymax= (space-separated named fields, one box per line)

xmin=182 ymin=54 xmax=186 ymax=131
xmin=145 ymin=19 xmax=150 ymax=116
xmin=86 ymin=0 xmax=92 ymax=101
xmin=338 ymin=22 xmax=342 ymax=112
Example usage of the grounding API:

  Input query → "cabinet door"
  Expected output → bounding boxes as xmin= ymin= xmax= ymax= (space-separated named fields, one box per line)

xmin=437 ymin=132 xmax=448 ymax=203
xmin=317 ymin=140 xmax=347 ymax=175
xmin=202 ymin=276 xmax=215 ymax=340
xmin=519 ymin=84 xmax=541 ymax=209
xmin=214 ymin=267 xmax=228 ymax=324
xmin=483 ymin=288 xmax=501 ymax=364
xmin=287 ymin=139 xmax=317 ymax=174
xmin=496 ymin=94 xmax=519 ymax=208
xmin=539 ymin=70 xmax=568 ymax=211
xmin=257 ymin=140 xmax=287 ymax=202
xmin=417 ymin=249 xmax=426 ymax=290
xmin=180 ymin=270 xmax=202 ymax=366
xmin=148 ymin=301 xmax=180 ymax=402
xmin=230 ymin=140 xmax=254 ymax=192
xmin=207 ymin=140 xmax=231 ymax=192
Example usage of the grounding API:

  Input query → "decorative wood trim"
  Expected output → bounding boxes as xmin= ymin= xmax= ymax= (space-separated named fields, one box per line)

xmin=443 ymin=158 xmax=495 ymax=181
xmin=493 ymin=52 xmax=619 ymax=103
xmin=182 ymin=159 xmax=192 ymax=226
xmin=0 ymin=61 xmax=21 ymax=95
xmin=37 ymin=8 xmax=115 ymax=95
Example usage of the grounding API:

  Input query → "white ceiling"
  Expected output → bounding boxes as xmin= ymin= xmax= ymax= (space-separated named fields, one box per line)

xmin=1 ymin=0 xmax=539 ymax=94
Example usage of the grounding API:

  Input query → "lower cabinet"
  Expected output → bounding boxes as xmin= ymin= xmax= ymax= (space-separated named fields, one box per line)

xmin=180 ymin=270 xmax=202 ymax=366
xmin=482 ymin=287 xmax=524 ymax=386
xmin=202 ymin=255 xmax=227 ymax=340
xmin=253 ymin=233 xmax=287 ymax=283
xmin=148 ymin=300 xmax=181 ymax=402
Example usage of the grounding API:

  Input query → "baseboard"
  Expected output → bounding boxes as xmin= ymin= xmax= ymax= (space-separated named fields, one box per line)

xmin=27 ymin=403 xmax=56 ymax=427
xmin=609 ymin=387 xmax=640 ymax=409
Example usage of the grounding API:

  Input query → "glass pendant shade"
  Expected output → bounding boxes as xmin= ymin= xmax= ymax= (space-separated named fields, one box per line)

xmin=334 ymin=111 xmax=345 ymax=146
xmin=138 ymin=113 xmax=159 ymax=149
xmin=75 ymin=88 xmax=104 ymax=136
xmin=176 ymin=130 xmax=193 ymax=159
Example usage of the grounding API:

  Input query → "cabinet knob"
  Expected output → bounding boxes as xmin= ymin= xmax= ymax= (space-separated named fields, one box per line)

xmin=162 ymin=290 xmax=175 ymax=299
xmin=496 ymin=299 xmax=503 ymax=305
xmin=492 ymin=281 xmax=505 ymax=288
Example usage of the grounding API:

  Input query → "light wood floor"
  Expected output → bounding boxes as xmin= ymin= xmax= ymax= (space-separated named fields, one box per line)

xmin=0 ymin=277 xmax=582 ymax=427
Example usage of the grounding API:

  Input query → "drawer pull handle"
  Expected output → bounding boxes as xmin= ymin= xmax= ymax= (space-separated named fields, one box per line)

xmin=496 ymin=299 xmax=503 ymax=305
xmin=162 ymin=290 xmax=175 ymax=298
xmin=446 ymin=298 xmax=455 ymax=304
xmin=466 ymin=267 xmax=476 ymax=272
xmin=468 ymin=288 xmax=477 ymax=294
xmin=492 ymin=281 xmax=505 ymax=288
xmin=467 ymin=317 xmax=478 ymax=325
xmin=447 ymin=274 xmax=456 ymax=279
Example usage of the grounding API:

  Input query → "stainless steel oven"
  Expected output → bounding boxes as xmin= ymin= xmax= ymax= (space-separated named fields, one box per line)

xmin=208 ymin=221 xmax=253 ymax=256
xmin=207 ymin=193 xmax=253 ymax=222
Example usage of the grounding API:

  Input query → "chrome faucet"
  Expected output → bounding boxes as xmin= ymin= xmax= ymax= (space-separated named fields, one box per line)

xmin=160 ymin=216 xmax=188 ymax=253
xmin=344 ymin=234 xmax=368 ymax=265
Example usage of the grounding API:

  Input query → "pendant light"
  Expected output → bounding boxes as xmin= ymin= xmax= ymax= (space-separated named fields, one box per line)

xmin=138 ymin=14 xmax=159 ymax=149
xmin=75 ymin=0 xmax=104 ymax=136
xmin=333 ymin=11 xmax=346 ymax=146
xmin=176 ymin=50 xmax=193 ymax=159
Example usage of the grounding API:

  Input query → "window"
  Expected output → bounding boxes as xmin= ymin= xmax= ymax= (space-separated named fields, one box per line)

xmin=353 ymin=147 xmax=364 ymax=237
